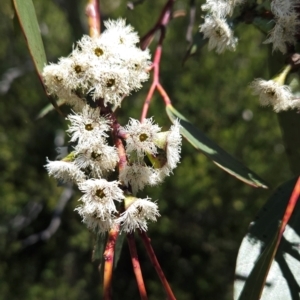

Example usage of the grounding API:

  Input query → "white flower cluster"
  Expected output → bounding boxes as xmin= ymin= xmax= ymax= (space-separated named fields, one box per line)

xmin=199 ymin=0 xmax=243 ymax=53
xmin=264 ymin=0 xmax=300 ymax=54
xmin=46 ymin=105 xmax=119 ymax=183
xmin=43 ymin=19 xmax=182 ymax=234
xmin=250 ymin=79 xmax=300 ymax=112
xmin=45 ymin=106 xmax=167 ymax=233
xmin=119 ymin=118 xmax=182 ymax=195
xmin=43 ymin=19 xmax=151 ymax=109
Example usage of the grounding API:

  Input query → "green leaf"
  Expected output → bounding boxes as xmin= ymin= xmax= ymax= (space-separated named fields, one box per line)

xmin=114 ymin=232 xmax=126 ymax=269
xmin=13 ymin=0 xmax=47 ymax=77
xmin=12 ymin=0 xmax=64 ymax=116
xmin=166 ymin=104 xmax=268 ymax=188
xmin=182 ymin=31 xmax=207 ymax=65
xmin=237 ymin=226 xmax=280 ymax=300
xmin=92 ymin=233 xmax=107 ymax=262
xmin=36 ymin=99 xmax=66 ymax=119
xmin=235 ymin=178 xmax=300 ymax=300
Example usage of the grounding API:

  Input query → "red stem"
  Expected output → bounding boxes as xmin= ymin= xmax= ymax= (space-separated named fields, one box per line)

xmin=101 ymin=107 xmax=127 ymax=172
xmin=127 ymin=233 xmax=148 ymax=300
xmin=112 ymin=117 xmax=127 ymax=172
xmin=140 ymin=80 xmax=157 ymax=122
xmin=139 ymin=231 xmax=176 ymax=300
xmin=157 ymin=83 xmax=172 ymax=106
xmin=86 ymin=0 xmax=101 ymax=38
xmin=103 ymin=226 xmax=119 ymax=300
xmin=140 ymin=46 xmax=165 ymax=122
xmin=140 ymin=0 xmax=175 ymax=121
xmin=279 ymin=176 xmax=300 ymax=238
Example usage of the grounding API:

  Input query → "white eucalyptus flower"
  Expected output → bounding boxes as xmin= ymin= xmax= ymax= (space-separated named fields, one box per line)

xmin=90 ymin=65 xmax=131 ymax=106
xmin=160 ymin=120 xmax=182 ymax=175
xmin=271 ymin=0 xmax=299 ymax=18
xmin=59 ymin=53 xmax=92 ymax=92
xmin=200 ymin=15 xmax=237 ymax=54
xmin=66 ymin=105 xmax=110 ymax=145
xmin=74 ymin=140 xmax=119 ymax=177
xmin=124 ymin=118 xmax=161 ymax=158
xmin=75 ymin=205 xmax=115 ymax=234
xmin=264 ymin=13 xmax=300 ymax=54
xmin=119 ymin=46 xmax=151 ymax=90
xmin=75 ymin=35 xmax=114 ymax=61
xmin=116 ymin=197 xmax=160 ymax=232
xmin=202 ymin=0 xmax=244 ymax=17
xmin=42 ymin=63 xmax=69 ymax=97
xmin=250 ymin=79 xmax=294 ymax=112
xmin=45 ymin=159 xmax=86 ymax=184
xmin=119 ymin=163 xmax=159 ymax=195
xmin=101 ymin=19 xmax=140 ymax=47
xmin=79 ymin=179 xmax=124 ymax=204
xmin=202 ymin=0 xmax=233 ymax=17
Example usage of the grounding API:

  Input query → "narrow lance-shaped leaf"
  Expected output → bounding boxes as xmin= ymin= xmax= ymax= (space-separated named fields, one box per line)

xmin=12 ymin=0 xmax=47 ymax=79
xmin=166 ymin=104 xmax=268 ymax=188
xmin=235 ymin=177 xmax=300 ymax=300
xmin=13 ymin=0 xmax=64 ymax=115
xmin=237 ymin=226 xmax=280 ymax=300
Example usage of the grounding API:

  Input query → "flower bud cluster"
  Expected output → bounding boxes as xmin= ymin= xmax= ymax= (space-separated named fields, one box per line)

xmin=43 ymin=19 xmax=151 ymax=109
xmin=264 ymin=0 xmax=300 ymax=54
xmin=43 ymin=19 xmax=182 ymax=234
xmin=45 ymin=106 xmax=168 ymax=233
xmin=199 ymin=0 xmax=243 ymax=53
xmin=120 ymin=118 xmax=182 ymax=195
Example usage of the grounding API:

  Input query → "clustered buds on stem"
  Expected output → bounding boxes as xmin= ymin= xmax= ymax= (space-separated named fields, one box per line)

xmin=43 ymin=19 xmax=151 ymax=109
xmin=43 ymin=19 xmax=182 ymax=234
xmin=199 ymin=0 xmax=243 ymax=54
xmin=199 ymin=0 xmax=300 ymax=113
xmin=264 ymin=0 xmax=300 ymax=54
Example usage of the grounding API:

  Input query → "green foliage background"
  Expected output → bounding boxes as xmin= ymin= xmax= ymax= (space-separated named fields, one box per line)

xmin=0 ymin=0 xmax=292 ymax=299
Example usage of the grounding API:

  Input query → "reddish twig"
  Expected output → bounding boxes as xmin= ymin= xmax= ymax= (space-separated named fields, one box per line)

xmin=86 ymin=0 xmax=101 ymax=38
xmin=157 ymin=83 xmax=172 ymax=106
xmin=256 ymin=177 xmax=300 ymax=299
xmin=103 ymin=226 xmax=120 ymax=300
xmin=110 ymin=112 xmax=127 ymax=172
xmin=98 ymin=102 xmax=127 ymax=172
xmin=140 ymin=46 xmax=173 ymax=121
xmin=279 ymin=176 xmax=300 ymax=238
xmin=139 ymin=230 xmax=176 ymax=300
xmin=186 ymin=0 xmax=196 ymax=44
xmin=140 ymin=0 xmax=175 ymax=49
xmin=140 ymin=0 xmax=175 ymax=122
xmin=140 ymin=46 xmax=162 ymax=122
xmin=127 ymin=233 xmax=148 ymax=300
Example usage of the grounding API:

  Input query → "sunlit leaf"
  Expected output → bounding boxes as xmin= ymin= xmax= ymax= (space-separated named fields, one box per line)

xmin=235 ymin=177 xmax=300 ymax=300
xmin=12 ymin=0 xmax=47 ymax=78
xmin=166 ymin=104 xmax=268 ymax=188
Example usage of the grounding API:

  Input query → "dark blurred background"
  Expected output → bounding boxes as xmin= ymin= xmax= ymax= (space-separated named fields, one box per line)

xmin=0 ymin=0 xmax=292 ymax=299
